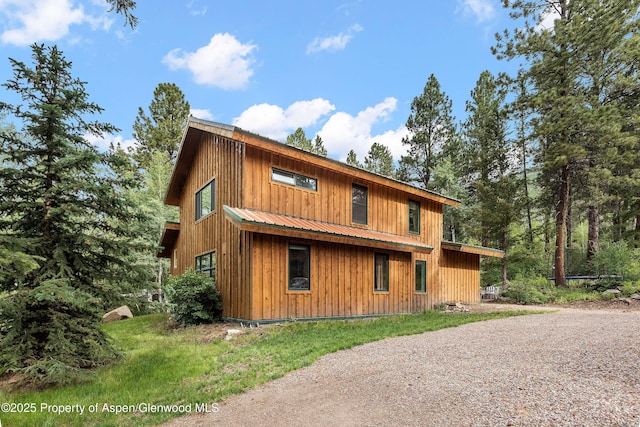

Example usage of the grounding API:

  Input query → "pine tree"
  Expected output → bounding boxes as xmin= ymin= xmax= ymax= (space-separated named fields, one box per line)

xmin=285 ymin=128 xmax=328 ymax=157
xmin=364 ymin=142 xmax=394 ymax=176
xmin=132 ymin=82 xmax=190 ymax=168
xmin=313 ymin=135 xmax=328 ymax=157
xmin=0 ymin=44 xmax=149 ymax=386
xmin=399 ymin=74 xmax=457 ymax=190
xmin=345 ymin=149 xmax=362 ymax=168
xmin=461 ymin=70 xmax=519 ymax=285
xmin=494 ymin=0 xmax=640 ymax=284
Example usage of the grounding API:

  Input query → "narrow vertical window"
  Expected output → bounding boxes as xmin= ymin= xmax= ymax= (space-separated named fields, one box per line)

xmin=415 ymin=260 xmax=427 ymax=293
xmin=352 ymin=184 xmax=368 ymax=225
xmin=173 ymin=249 xmax=178 ymax=269
xmin=195 ymin=179 xmax=216 ymax=221
xmin=409 ymin=200 xmax=420 ymax=234
xmin=289 ymin=244 xmax=310 ymax=290
xmin=374 ymin=253 xmax=389 ymax=292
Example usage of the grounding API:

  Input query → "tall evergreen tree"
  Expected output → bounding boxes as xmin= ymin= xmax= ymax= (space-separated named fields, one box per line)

xmin=495 ymin=0 xmax=640 ymax=284
xmin=399 ymin=74 xmax=457 ymax=190
xmin=495 ymin=0 xmax=585 ymax=286
xmin=285 ymin=128 xmax=328 ymax=157
xmin=364 ymin=142 xmax=394 ymax=176
xmin=462 ymin=70 xmax=518 ymax=285
xmin=0 ymin=44 xmax=148 ymax=386
xmin=132 ymin=82 xmax=190 ymax=168
xmin=345 ymin=149 xmax=362 ymax=168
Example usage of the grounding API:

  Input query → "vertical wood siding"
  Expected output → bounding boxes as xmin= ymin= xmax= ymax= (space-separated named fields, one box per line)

xmin=242 ymin=146 xmax=445 ymax=317
xmin=172 ymin=132 xmax=248 ymax=319
xmin=439 ymin=250 xmax=481 ymax=304
xmin=250 ymin=234 xmax=413 ymax=320
xmin=169 ymin=130 xmax=482 ymax=320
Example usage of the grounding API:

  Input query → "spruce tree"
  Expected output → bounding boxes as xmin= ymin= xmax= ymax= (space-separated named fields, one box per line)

xmin=0 ymin=44 xmax=147 ymax=386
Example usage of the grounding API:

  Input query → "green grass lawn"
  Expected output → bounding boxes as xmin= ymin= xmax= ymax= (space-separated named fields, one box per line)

xmin=0 ymin=310 xmax=540 ymax=427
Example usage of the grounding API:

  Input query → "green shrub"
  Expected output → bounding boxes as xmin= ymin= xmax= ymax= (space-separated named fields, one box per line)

xmin=589 ymin=241 xmax=640 ymax=281
xmin=502 ymin=276 xmax=552 ymax=304
xmin=619 ymin=280 xmax=640 ymax=297
xmin=164 ymin=269 xmax=222 ymax=326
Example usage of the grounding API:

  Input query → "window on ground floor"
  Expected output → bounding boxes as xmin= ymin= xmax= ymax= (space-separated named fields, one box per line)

xmin=374 ymin=253 xmax=389 ymax=292
xmin=195 ymin=251 xmax=216 ymax=279
xmin=288 ymin=244 xmax=310 ymax=290
xmin=415 ymin=260 xmax=426 ymax=293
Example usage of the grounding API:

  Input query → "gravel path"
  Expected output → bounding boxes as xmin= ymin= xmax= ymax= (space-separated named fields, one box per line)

xmin=164 ymin=308 xmax=640 ymax=427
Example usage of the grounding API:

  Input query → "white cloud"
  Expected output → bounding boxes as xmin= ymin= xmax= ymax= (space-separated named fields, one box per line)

xmin=316 ymin=97 xmax=408 ymax=161
xmin=536 ymin=5 xmax=561 ymax=32
xmin=232 ymin=97 xmax=407 ymax=162
xmin=0 ymin=0 xmax=115 ymax=46
xmin=163 ymin=33 xmax=258 ymax=90
xmin=0 ymin=0 xmax=85 ymax=45
xmin=190 ymin=108 xmax=214 ymax=121
xmin=456 ymin=0 xmax=496 ymax=23
xmin=306 ymin=24 xmax=363 ymax=54
xmin=232 ymin=98 xmax=335 ymax=140
xmin=86 ymin=132 xmax=137 ymax=152
xmin=187 ymin=1 xmax=207 ymax=16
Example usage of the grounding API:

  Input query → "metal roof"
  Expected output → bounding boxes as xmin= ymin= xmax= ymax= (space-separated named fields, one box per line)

xmin=224 ymin=206 xmax=433 ymax=253
xmin=441 ymin=241 xmax=504 ymax=258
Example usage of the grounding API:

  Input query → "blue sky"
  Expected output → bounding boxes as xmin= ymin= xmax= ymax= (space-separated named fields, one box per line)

xmin=0 ymin=0 xmax=524 ymax=162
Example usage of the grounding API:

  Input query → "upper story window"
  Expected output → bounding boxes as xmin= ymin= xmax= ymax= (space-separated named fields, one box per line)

xmin=409 ymin=200 xmax=420 ymax=234
xmin=195 ymin=179 xmax=216 ymax=221
xmin=352 ymin=184 xmax=368 ymax=225
xmin=272 ymin=168 xmax=317 ymax=191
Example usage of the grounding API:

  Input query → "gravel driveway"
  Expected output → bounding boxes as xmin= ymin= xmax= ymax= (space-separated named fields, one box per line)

xmin=164 ymin=308 xmax=640 ymax=427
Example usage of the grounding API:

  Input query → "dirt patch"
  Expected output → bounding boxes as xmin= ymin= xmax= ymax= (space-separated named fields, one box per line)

xmin=473 ymin=297 xmax=640 ymax=312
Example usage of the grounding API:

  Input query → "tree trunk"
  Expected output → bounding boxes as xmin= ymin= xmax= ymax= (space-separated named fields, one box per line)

xmin=587 ymin=206 xmax=600 ymax=263
xmin=566 ymin=192 xmax=572 ymax=249
xmin=523 ymin=160 xmax=533 ymax=243
xmin=554 ymin=165 xmax=570 ymax=287
xmin=501 ymin=229 xmax=508 ymax=287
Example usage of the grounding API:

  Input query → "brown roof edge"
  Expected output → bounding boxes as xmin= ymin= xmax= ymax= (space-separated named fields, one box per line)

xmin=157 ymin=222 xmax=180 ymax=258
xmin=441 ymin=241 xmax=505 ymax=258
xmin=164 ymin=117 xmax=460 ymax=207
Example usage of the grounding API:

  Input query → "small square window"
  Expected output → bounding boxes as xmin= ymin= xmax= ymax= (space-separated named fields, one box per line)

xmin=415 ymin=260 xmax=426 ymax=293
xmin=409 ymin=200 xmax=420 ymax=234
xmin=289 ymin=244 xmax=310 ymax=290
xmin=374 ymin=253 xmax=389 ymax=292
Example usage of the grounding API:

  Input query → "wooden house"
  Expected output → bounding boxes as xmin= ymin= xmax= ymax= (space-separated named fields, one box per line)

xmin=158 ymin=118 xmax=503 ymax=321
